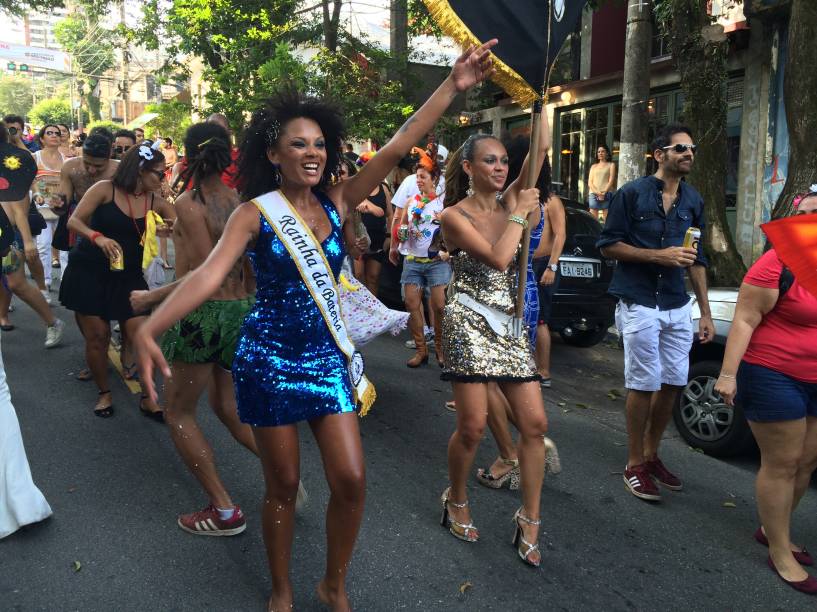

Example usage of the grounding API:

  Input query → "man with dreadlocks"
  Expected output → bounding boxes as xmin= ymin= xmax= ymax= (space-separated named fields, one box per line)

xmin=130 ymin=122 xmax=307 ymax=534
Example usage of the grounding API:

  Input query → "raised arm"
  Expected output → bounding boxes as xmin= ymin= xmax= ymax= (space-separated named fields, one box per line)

xmin=506 ymin=107 xmax=551 ymax=204
xmin=331 ymin=41 xmax=497 ymax=212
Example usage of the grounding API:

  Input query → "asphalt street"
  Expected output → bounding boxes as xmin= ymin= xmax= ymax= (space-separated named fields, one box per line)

xmin=0 ymin=289 xmax=812 ymax=611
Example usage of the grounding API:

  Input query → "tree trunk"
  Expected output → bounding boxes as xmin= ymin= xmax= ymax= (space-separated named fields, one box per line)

xmin=389 ymin=0 xmax=408 ymax=85
xmin=662 ymin=0 xmax=745 ymax=285
xmin=322 ymin=0 xmax=342 ymax=52
xmin=617 ymin=0 xmax=652 ymax=187
xmin=86 ymin=76 xmax=101 ymax=121
xmin=772 ymin=0 xmax=817 ymax=218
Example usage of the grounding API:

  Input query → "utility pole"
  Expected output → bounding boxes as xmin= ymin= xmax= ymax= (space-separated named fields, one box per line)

xmin=389 ymin=0 xmax=408 ymax=86
xmin=617 ymin=0 xmax=653 ymax=187
xmin=119 ymin=0 xmax=130 ymax=123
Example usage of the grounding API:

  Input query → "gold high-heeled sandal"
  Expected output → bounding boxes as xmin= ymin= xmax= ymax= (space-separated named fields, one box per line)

xmin=544 ymin=437 xmax=562 ymax=475
xmin=476 ymin=457 xmax=520 ymax=489
xmin=512 ymin=506 xmax=541 ymax=567
xmin=440 ymin=487 xmax=479 ymax=542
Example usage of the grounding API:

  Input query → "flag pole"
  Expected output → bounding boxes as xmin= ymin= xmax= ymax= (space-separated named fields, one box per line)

xmin=514 ymin=0 xmax=553 ymax=322
xmin=513 ymin=99 xmax=543 ymax=320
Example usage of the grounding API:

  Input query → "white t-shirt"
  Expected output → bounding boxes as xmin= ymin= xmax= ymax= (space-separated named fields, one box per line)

xmin=397 ymin=192 xmax=445 ymax=258
xmin=391 ymin=174 xmax=445 ymax=209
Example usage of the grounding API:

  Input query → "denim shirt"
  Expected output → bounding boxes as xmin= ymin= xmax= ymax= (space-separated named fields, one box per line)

xmin=596 ymin=175 xmax=707 ymax=310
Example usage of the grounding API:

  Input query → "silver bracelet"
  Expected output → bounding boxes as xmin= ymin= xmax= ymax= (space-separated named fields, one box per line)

xmin=718 ymin=373 xmax=736 ymax=379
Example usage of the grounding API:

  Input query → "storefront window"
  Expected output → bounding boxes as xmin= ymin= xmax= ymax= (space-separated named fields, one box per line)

xmin=558 ymin=110 xmax=582 ymax=201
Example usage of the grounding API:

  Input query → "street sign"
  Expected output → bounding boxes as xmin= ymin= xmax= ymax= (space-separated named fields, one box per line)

xmin=0 ymin=41 xmax=71 ymax=73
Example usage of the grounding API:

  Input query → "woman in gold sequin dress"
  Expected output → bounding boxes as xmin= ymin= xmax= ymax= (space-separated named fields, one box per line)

xmin=438 ymin=133 xmax=549 ymax=567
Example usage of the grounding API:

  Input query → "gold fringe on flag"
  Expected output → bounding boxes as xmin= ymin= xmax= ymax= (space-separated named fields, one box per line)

xmin=422 ymin=0 xmax=540 ymax=107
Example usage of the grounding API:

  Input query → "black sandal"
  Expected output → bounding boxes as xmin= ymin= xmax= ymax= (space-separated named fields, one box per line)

xmin=94 ymin=390 xmax=114 ymax=418
xmin=139 ymin=395 xmax=164 ymax=423
xmin=123 ymin=363 xmax=139 ymax=381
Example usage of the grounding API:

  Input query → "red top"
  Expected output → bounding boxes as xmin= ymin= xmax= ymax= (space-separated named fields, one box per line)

xmin=742 ymin=249 xmax=817 ymax=383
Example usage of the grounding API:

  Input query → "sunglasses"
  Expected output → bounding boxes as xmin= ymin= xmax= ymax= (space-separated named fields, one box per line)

xmin=114 ymin=145 xmax=132 ymax=154
xmin=662 ymin=143 xmax=697 ymax=154
xmin=44 ymin=130 xmax=61 ymax=137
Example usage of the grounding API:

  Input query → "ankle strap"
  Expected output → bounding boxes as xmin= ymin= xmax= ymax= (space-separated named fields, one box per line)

xmin=515 ymin=507 xmax=540 ymax=526
xmin=500 ymin=457 xmax=520 ymax=467
xmin=447 ymin=497 xmax=469 ymax=509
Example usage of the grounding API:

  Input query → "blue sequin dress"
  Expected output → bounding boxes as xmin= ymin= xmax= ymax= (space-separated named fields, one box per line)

xmin=523 ymin=202 xmax=545 ymax=346
xmin=232 ymin=191 xmax=356 ymax=427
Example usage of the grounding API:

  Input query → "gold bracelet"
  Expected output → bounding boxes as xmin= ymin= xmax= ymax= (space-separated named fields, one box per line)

xmin=508 ymin=215 xmax=528 ymax=228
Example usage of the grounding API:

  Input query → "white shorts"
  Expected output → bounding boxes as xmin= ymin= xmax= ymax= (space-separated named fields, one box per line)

xmin=615 ymin=301 xmax=693 ymax=392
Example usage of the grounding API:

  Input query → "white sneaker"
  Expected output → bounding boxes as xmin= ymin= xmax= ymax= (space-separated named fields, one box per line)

xmin=44 ymin=318 xmax=64 ymax=348
xmin=40 ymin=289 xmax=52 ymax=305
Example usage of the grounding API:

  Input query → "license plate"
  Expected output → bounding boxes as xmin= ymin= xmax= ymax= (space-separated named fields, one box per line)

xmin=560 ymin=262 xmax=595 ymax=278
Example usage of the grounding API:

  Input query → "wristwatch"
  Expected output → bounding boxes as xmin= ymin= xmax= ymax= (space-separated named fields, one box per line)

xmin=548 ymin=262 xmax=558 ymax=272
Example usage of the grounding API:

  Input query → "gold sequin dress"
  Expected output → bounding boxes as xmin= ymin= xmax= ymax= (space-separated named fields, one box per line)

xmin=441 ymin=250 xmax=538 ymax=382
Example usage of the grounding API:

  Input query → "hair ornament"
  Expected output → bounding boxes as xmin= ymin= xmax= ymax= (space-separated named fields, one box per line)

xmin=197 ymin=137 xmax=215 ymax=150
xmin=265 ymin=119 xmax=281 ymax=147
xmin=137 ymin=144 xmax=155 ymax=164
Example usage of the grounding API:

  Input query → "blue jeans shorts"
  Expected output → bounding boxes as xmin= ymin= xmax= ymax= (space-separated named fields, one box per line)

xmin=400 ymin=258 xmax=451 ymax=289
xmin=588 ymin=193 xmax=611 ymax=210
xmin=736 ymin=361 xmax=817 ymax=422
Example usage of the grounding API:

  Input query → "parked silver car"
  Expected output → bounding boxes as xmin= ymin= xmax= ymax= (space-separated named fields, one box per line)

xmin=672 ymin=288 xmax=756 ymax=457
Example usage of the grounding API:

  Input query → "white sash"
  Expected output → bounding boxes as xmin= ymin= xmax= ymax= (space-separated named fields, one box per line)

xmin=253 ymin=190 xmax=376 ymax=415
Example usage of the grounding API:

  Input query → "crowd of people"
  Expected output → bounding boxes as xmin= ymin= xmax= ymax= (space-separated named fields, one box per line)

xmin=1 ymin=36 xmax=816 ymax=610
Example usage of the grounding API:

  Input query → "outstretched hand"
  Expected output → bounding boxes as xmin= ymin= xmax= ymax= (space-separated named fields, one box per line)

xmin=133 ymin=327 xmax=171 ymax=404
xmin=450 ymin=39 xmax=498 ymax=92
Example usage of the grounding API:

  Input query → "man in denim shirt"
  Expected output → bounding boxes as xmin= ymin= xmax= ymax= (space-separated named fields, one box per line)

xmin=597 ymin=124 xmax=714 ymax=502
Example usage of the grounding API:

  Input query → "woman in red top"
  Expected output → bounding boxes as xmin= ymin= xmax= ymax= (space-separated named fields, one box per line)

xmin=716 ymin=190 xmax=817 ymax=594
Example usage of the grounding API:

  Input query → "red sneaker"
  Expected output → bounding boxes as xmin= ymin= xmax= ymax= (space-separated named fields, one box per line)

xmin=644 ymin=456 xmax=683 ymax=491
xmin=623 ymin=464 xmax=661 ymax=501
xmin=177 ymin=505 xmax=246 ymax=536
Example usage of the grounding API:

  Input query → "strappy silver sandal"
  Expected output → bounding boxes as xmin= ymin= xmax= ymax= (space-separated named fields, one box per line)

xmin=476 ymin=457 xmax=521 ymax=489
xmin=440 ymin=487 xmax=479 ymax=542
xmin=512 ymin=506 xmax=541 ymax=567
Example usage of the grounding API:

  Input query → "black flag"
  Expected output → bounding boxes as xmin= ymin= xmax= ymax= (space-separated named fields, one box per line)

xmin=423 ymin=0 xmax=588 ymax=105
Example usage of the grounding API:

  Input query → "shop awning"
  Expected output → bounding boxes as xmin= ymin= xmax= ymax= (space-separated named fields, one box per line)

xmin=125 ymin=113 xmax=159 ymax=130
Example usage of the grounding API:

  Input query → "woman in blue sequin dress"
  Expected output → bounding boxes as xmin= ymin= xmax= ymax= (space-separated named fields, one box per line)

xmin=134 ymin=42 xmax=497 ymax=612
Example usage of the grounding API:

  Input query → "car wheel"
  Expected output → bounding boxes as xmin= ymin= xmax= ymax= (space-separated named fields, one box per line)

xmin=673 ymin=359 xmax=755 ymax=457
xmin=560 ymin=326 xmax=609 ymax=348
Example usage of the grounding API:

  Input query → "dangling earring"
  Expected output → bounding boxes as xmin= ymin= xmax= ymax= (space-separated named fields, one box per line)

xmin=466 ymin=175 xmax=475 ymax=198
xmin=273 ymin=163 xmax=282 ymax=186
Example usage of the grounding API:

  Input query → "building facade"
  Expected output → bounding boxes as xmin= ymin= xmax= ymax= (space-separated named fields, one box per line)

xmin=461 ymin=1 xmax=790 ymax=265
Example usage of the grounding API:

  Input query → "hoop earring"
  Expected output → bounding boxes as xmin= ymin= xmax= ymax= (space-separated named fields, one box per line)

xmin=466 ymin=175 xmax=475 ymax=198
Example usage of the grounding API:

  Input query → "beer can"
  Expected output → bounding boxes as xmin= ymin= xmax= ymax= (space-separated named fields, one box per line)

xmin=109 ymin=251 xmax=124 ymax=271
xmin=683 ymin=227 xmax=701 ymax=250
xmin=397 ymin=224 xmax=409 ymax=242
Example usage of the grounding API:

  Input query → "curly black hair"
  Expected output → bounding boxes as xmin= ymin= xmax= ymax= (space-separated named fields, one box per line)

xmin=237 ymin=88 xmax=345 ymax=200
xmin=175 ymin=122 xmax=232 ymax=203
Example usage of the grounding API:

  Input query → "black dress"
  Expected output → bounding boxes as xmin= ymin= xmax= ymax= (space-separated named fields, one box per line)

xmin=59 ymin=185 xmax=152 ymax=321
xmin=361 ymin=183 xmax=388 ymax=262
